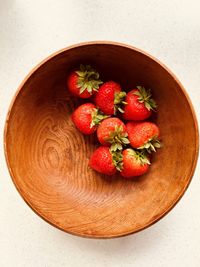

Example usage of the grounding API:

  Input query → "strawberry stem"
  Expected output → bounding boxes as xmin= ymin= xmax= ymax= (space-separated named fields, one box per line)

xmin=110 ymin=149 xmax=123 ymax=172
xmin=105 ymin=125 xmax=130 ymax=151
xmin=138 ymin=136 xmax=161 ymax=153
xmin=76 ymin=64 xmax=103 ymax=95
xmin=127 ymin=149 xmax=150 ymax=165
xmin=114 ymin=91 xmax=127 ymax=114
xmin=90 ymin=108 xmax=109 ymax=128
xmin=134 ymin=86 xmax=157 ymax=111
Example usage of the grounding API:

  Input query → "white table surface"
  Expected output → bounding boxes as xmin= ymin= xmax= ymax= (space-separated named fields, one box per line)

xmin=1 ymin=1 xmax=200 ymax=266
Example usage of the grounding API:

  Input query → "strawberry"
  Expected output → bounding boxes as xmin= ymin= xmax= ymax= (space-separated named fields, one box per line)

xmin=89 ymin=146 xmax=123 ymax=175
xmin=97 ymin=117 xmax=129 ymax=151
xmin=123 ymin=86 xmax=157 ymax=121
xmin=94 ymin=81 xmax=126 ymax=115
xmin=121 ymin=149 xmax=150 ymax=178
xmin=126 ymin=121 xmax=161 ymax=153
xmin=67 ymin=64 xmax=103 ymax=98
xmin=72 ymin=103 xmax=108 ymax=135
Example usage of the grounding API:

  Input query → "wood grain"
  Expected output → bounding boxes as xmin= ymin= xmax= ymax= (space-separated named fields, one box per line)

xmin=4 ymin=42 xmax=199 ymax=238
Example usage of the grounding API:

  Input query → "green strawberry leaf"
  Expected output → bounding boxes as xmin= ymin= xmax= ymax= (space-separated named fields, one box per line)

xmin=133 ymin=91 xmax=141 ymax=96
xmin=121 ymin=137 xmax=130 ymax=144
xmin=79 ymin=83 xmax=88 ymax=94
xmin=127 ymin=149 xmax=150 ymax=165
xmin=76 ymin=64 xmax=103 ymax=95
xmin=90 ymin=108 xmax=109 ymax=128
xmin=154 ymin=141 xmax=161 ymax=148
xmin=117 ymin=107 xmax=125 ymax=113
xmin=111 ymin=149 xmax=123 ymax=171
xmin=144 ymin=102 xmax=152 ymax=111
xmin=138 ymin=136 xmax=161 ymax=154
xmin=110 ymin=143 xmax=123 ymax=152
xmin=75 ymin=71 xmax=84 ymax=77
xmin=105 ymin=125 xmax=130 ymax=151
xmin=113 ymin=91 xmax=126 ymax=114
xmin=80 ymin=64 xmax=85 ymax=71
xmin=134 ymin=86 xmax=157 ymax=111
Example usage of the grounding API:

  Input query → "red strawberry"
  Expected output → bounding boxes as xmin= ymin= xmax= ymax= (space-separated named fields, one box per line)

xmin=123 ymin=86 xmax=157 ymax=121
xmin=72 ymin=103 xmax=108 ymax=135
xmin=94 ymin=81 xmax=126 ymax=115
xmin=67 ymin=64 xmax=103 ymax=98
xmin=121 ymin=149 xmax=150 ymax=178
xmin=89 ymin=146 xmax=123 ymax=175
xmin=126 ymin=121 xmax=161 ymax=153
xmin=97 ymin=117 xmax=129 ymax=151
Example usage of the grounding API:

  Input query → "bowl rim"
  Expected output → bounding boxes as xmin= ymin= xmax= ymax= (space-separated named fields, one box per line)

xmin=4 ymin=41 xmax=199 ymax=238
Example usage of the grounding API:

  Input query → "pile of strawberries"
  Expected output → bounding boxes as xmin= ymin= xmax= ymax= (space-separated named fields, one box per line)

xmin=67 ymin=65 xmax=161 ymax=179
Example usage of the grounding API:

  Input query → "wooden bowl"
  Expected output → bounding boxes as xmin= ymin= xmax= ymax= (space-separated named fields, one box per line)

xmin=4 ymin=42 xmax=199 ymax=238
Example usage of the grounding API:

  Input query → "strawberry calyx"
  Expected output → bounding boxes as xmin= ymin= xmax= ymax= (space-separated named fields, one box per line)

xmin=127 ymin=148 xmax=150 ymax=165
xmin=90 ymin=108 xmax=109 ymax=128
xmin=114 ymin=91 xmax=127 ymax=114
xmin=105 ymin=125 xmax=130 ymax=151
xmin=76 ymin=64 xmax=103 ymax=95
xmin=134 ymin=86 xmax=157 ymax=111
xmin=111 ymin=149 xmax=123 ymax=172
xmin=138 ymin=136 xmax=161 ymax=153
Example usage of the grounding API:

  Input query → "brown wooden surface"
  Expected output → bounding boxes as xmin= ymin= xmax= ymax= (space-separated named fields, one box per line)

xmin=4 ymin=42 xmax=199 ymax=238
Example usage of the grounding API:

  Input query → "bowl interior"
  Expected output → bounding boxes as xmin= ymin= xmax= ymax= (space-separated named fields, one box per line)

xmin=5 ymin=43 xmax=198 ymax=238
